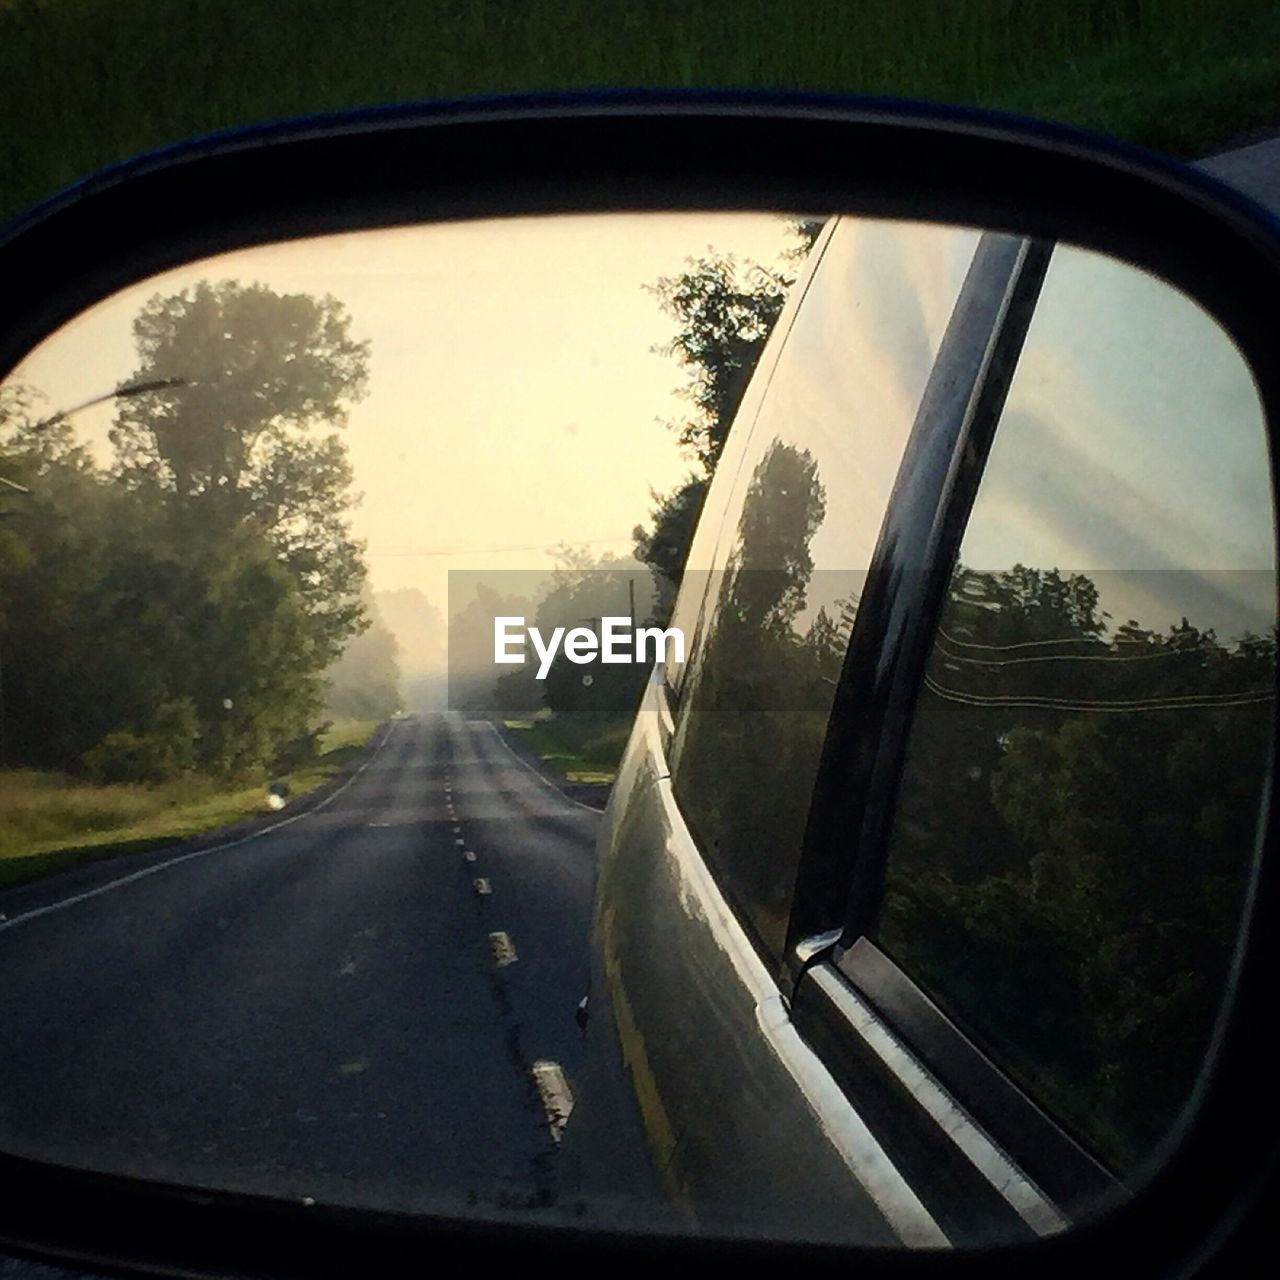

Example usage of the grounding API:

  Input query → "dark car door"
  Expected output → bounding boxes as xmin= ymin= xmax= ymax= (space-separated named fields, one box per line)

xmin=577 ymin=212 xmax=1275 ymax=1248
xmin=575 ymin=213 xmax=1034 ymax=1244
xmin=791 ymin=234 xmax=1275 ymax=1242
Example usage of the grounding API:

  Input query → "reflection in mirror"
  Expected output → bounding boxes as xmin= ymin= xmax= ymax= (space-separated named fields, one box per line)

xmin=874 ymin=242 xmax=1274 ymax=1224
xmin=670 ymin=216 xmax=981 ymax=966
xmin=0 ymin=213 xmax=1272 ymax=1249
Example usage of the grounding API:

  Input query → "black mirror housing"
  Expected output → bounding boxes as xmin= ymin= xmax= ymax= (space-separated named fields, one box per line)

xmin=1 ymin=93 xmax=1279 ymax=1280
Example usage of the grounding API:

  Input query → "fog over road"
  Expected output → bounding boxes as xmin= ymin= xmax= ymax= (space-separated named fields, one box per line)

xmin=0 ymin=713 xmax=600 ymax=1220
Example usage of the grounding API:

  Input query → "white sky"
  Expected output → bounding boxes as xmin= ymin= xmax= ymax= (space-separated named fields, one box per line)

xmin=959 ymin=241 xmax=1276 ymax=640
xmin=10 ymin=212 xmax=798 ymax=616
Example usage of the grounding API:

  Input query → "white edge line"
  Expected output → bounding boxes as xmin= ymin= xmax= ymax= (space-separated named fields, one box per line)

xmin=0 ymin=722 xmax=399 ymax=935
xmin=478 ymin=722 xmax=602 ymax=814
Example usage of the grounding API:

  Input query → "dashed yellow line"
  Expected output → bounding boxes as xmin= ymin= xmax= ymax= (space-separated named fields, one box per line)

xmin=531 ymin=1060 xmax=574 ymax=1143
xmin=488 ymin=930 xmax=518 ymax=967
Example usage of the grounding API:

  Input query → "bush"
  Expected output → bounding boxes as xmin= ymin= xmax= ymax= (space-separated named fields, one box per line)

xmin=271 ymin=720 xmax=331 ymax=773
xmin=81 ymin=699 xmax=198 ymax=784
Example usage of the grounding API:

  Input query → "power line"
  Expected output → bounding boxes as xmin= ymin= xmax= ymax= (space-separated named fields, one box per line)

xmin=936 ymin=626 xmax=1109 ymax=653
xmin=368 ymin=534 xmax=635 ymax=558
xmin=933 ymin=637 xmax=1215 ymax=669
xmin=922 ymin=673 xmax=1274 ymax=714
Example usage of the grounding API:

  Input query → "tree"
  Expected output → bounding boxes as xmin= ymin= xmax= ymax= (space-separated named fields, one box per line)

xmin=631 ymin=475 xmax=706 ymax=600
xmin=0 ymin=441 xmax=332 ymax=777
xmin=671 ymin=441 xmax=834 ymax=955
xmin=375 ymin=587 xmax=447 ymax=712
xmin=635 ymin=221 xmax=823 ymax=594
xmin=646 ymin=252 xmax=793 ymax=472
xmin=0 ymin=281 xmax=378 ymax=781
xmin=0 ymin=391 xmax=150 ymax=769
xmin=324 ymin=591 xmax=402 ymax=721
xmin=878 ymin=564 xmax=1276 ymax=1169
xmin=447 ymin=581 xmax=538 ymax=714
xmin=534 ymin=549 xmax=654 ymax=723
xmin=111 ymin=280 xmax=371 ymax=665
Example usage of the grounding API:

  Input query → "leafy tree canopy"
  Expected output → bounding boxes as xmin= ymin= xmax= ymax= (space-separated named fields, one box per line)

xmin=0 ymin=279 xmax=379 ymax=782
xmin=112 ymin=280 xmax=372 ymax=666
xmin=635 ymin=220 xmax=823 ymax=594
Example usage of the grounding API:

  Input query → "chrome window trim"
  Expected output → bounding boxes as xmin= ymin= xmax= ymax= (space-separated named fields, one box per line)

xmin=808 ymin=962 xmax=1068 ymax=1238
xmin=651 ymin=773 xmax=950 ymax=1248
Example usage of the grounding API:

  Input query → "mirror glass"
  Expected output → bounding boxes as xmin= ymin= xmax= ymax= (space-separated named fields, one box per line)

xmin=0 ymin=212 xmax=1272 ymax=1247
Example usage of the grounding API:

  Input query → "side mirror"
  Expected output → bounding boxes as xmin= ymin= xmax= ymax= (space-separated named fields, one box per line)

xmin=0 ymin=95 xmax=1278 ymax=1280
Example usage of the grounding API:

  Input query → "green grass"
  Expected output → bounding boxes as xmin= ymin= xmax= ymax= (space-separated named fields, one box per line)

xmin=0 ymin=718 xmax=380 ymax=889
xmin=1 ymin=1 xmax=1279 ymax=226
xmin=502 ymin=716 xmax=630 ymax=785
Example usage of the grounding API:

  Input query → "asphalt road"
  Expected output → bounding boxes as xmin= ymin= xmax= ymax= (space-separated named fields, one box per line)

xmin=0 ymin=713 xmax=600 ymax=1228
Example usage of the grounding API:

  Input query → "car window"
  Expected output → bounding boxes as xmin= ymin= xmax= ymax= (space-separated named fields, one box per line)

xmin=871 ymin=243 xmax=1276 ymax=1174
xmin=669 ymin=216 xmax=982 ymax=965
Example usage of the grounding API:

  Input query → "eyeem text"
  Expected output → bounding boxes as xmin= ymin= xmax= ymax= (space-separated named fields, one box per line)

xmin=494 ymin=617 xmax=685 ymax=679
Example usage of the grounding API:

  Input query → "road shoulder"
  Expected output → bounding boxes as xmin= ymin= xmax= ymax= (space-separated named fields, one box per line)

xmin=487 ymin=720 xmax=611 ymax=812
xmin=0 ymin=721 xmax=395 ymax=917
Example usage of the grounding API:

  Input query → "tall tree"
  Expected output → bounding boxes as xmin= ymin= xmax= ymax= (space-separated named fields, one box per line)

xmin=111 ymin=280 xmax=371 ymax=662
xmin=645 ymin=252 xmax=794 ymax=472
xmin=635 ymin=220 xmax=823 ymax=594
xmin=0 ymin=281 xmax=379 ymax=781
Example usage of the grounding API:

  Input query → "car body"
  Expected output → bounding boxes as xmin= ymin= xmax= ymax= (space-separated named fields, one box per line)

xmin=572 ymin=209 xmax=1277 ymax=1248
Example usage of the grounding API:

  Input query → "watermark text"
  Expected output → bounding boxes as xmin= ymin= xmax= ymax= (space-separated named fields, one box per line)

xmin=494 ymin=616 xmax=684 ymax=679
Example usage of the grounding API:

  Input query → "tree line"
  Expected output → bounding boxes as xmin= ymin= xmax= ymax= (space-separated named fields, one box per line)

xmin=881 ymin=564 xmax=1276 ymax=1171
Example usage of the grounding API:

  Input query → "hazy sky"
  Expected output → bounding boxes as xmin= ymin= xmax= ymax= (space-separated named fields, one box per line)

xmin=11 ymin=212 xmax=798 ymax=617
xmin=959 ymin=240 xmax=1275 ymax=641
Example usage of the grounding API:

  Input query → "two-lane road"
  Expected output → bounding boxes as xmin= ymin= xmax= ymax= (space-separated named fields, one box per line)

xmin=0 ymin=712 xmax=600 ymax=1220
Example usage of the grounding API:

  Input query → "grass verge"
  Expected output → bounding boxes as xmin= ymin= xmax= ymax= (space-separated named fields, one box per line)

xmin=501 ymin=716 xmax=630 ymax=786
xmin=0 ymin=718 xmax=380 ymax=890
xmin=2 ymin=1 xmax=1280 ymax=227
